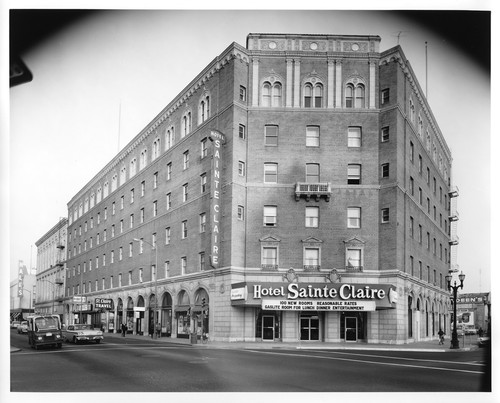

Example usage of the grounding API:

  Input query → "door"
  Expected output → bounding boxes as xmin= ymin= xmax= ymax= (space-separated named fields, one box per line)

xmin=300 ymin=315 xmax=319 ymax=341
xmin=345 ymin=317 xmax=358 ymax=342
xmin=262 ymin=316 xmax=275 ymax=341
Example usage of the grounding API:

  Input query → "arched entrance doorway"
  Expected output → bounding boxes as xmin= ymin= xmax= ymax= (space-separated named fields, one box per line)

xmin=136 ymin=296 xmax=145 ymax=335
xmin=117 ymin=298 xmax=123 ymax=332
xmin=126 ymin=297 xmax=134 ymax=334
xmin=161 ymin=293 xmax=173 ymax=337
xmin=194 ymin=288 xmax=209 ymax=340
xmin=176 ymin=290 xmax=190 ymax=339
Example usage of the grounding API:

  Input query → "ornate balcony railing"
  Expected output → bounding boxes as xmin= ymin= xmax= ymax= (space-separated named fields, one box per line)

xmin=448 ymin=186 xmax=459 ymax=198
xmin=295 ymin=182 xmax=332 ymax=202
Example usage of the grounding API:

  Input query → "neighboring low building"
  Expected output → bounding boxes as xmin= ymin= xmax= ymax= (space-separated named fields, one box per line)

xmin=456 ymin=292 xmax=491 ymax=333
xmin=34 ymin=218 xmax=67 ymax=322
xmin=10 ymin=261 xmax=36 ymax=321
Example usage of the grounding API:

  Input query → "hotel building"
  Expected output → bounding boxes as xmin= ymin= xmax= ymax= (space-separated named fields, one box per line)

xmin=64 ymin=33 xmax=458 ymax=344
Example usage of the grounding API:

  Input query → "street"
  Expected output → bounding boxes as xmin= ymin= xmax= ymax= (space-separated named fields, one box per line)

xmin=10 ymin=330 xmax=490 ymax=393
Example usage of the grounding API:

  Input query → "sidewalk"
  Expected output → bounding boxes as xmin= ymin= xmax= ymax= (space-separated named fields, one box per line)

xmin=101 ymin=331 xmax=479 ymax=353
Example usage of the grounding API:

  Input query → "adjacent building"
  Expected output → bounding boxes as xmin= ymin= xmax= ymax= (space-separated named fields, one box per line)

xmin=63 ymin=33 xmax=458 ymax=344
xmin=34 ymin=218 xmax=67 ymax=319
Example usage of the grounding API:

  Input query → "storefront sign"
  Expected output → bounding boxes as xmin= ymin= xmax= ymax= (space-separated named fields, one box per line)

xmin=231 ymin=286 xmax=247 ymax=301
xmin=231 ymin=281 xmax=398 ymax=310
xmin=94 ymin=298 xmax=113 ymax=310
xmin=73 ymin=296 xmax=86 ymax=303
xmin=210 ymin=129 xmax=225 ymax=268
xmin=262 ymin=299 xmax=376 ymax=311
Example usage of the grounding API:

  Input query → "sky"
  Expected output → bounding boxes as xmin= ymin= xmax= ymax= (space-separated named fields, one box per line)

xmin=3 ymin=4 xmax=494 ymax=298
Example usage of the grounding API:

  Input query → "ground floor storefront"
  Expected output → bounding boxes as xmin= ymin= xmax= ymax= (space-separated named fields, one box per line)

xmin=59 ymin=268 xmax=451 ymax=345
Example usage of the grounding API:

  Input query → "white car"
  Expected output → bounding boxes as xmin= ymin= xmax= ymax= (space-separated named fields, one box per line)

xmin=17 ymin=321 xmax=28 ymax=334
xmin=62 ymin=324 xmax=104 ymax=344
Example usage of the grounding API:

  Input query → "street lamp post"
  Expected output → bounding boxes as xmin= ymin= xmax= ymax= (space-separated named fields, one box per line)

xmin=133 ymin=238 xmax=158 ymax=339
xmin=445 ymin=271 xmax=465 ymax=349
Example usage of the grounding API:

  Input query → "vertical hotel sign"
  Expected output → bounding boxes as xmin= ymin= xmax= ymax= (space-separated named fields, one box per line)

xmin=210 ymin=130 xmax=225 ymax=268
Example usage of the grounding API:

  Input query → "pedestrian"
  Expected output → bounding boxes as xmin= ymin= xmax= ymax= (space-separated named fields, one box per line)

xmin=149 ymin=323 xmax=154 ymax=338
xmin=156 ymin=322 xmax=161 ymax=338
xmin=121 ymin=323 xmax=126 ymax=337
xmin=478 ymin=327 xmax=484 ymax=337
xmin=438 ymin=328 xmax=445 ymax=345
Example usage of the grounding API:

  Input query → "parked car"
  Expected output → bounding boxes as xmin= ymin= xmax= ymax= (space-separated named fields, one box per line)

xmin=17 ymin=321 xmax=28 ymax=334
xmin=62 ymin=324 xmax=104 ymax=344
xmin=478 ymin=336 xmax=490 ymax=347
xmin=11 ymin=321 xmax=21 ymax=329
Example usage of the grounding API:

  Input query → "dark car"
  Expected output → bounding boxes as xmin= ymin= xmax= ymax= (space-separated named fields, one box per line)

xmin=478 ymin=336 xmax=490 ymax=347
xmin=27 ymin=315 xmax=63 ymax=349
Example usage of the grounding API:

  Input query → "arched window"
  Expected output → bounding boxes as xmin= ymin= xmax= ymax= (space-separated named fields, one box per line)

xmin=355 ymin=85 xmax=365 ymax=108
xmin=303 ymin=83 xmax=323 ymax=108
xmin=120 ymin=166 xmax=127 ymax=185
xmin=140 ymin=149 xmax=147 ymax=170
xmin=182 ymin=112 xmax=191 ymax=138
xmin=165 ymin=127 xmax=174 ymax=150
xmin=345 ymin=82 xmax=365 ymax=108
xmin=199 ymin=95 xmax=210 ymax=124
xmin=111 ymin=174 xmax=118 ymax=192
xmin=261 ymin=81 xmax=282 ymax=107
xmin=130 ymin=158 xmax=137 ymax=177
xmin=152 ymin=138 xmax=160 ymax=160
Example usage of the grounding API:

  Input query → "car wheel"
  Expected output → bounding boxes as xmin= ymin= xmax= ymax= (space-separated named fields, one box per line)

xmin=95 ymin=339 xmax=101 ymax=344
xmin=73 ymin=336 xmax=78 ymax=344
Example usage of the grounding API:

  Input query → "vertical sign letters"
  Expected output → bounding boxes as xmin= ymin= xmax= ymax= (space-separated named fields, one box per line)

xmin=210 ymin=130 xmax=225 ymax=268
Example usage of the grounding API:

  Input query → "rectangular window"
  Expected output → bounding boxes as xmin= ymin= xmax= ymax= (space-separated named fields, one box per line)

xmin=238 ymin=161 xmax=246 ymax=176
xmin=128 ymin=271 xmax=132 ymax=285
xmin=410 ymin=141 xmax=414 ymax=162
xmin=409 ymin=216 xmax=414 ymax=237
xmin=347 ymin=164 xmax=361 ymax=185
xmin=200 ymin=173 xmax=207 ymax=193
xmin=139 ymin=269 xmax=143 ymax=283
xmin=347 ymin=207 xmax=361 ymax=228
xmin=140 ymin=208 xmax=145 ymax=223
xmin=181 ymin=257 xmax=187 ymax=275
xmin=167 ymin=162 xmax=172 ymax=181
xmin=153 ymin=172 xmax=158 ymax=189
xmin=346 ymin=249 xmax=361 ymax=268
xmin=381 ymin=208 xmax=389 ymax=223
xmin=153 ymin=200 xmax=158 ymax=216
xmin=381 ymin=88 xmax=390 ymax=105
xmin=305 ymin=206 xmax=319 ymax=228
xmin=348 ymin=127 xmax=361 ymax=147
xmin=199 ymin=252 xmax=206 ymax=271
xmin=306 ymin=163 xmax=320 ymax=182
xmin=129 ymin=242 xmax=133 ymax=257
xmin=263 ymin=205 xmax=277 ymax=227
xmin=182 ymin=220 xmax=188 ymax=239
xmin=164 ymin=261 xmax=170 ymax=278
xmin=306 ymin=126 xmax=320 ymax=147
xmin=264 ymin=163 xmax=278 ymax=183
xmin=183 ymin=150 xmax=189 ymax=170
xmin=199 ymin=213 xmax=206 ymax=233
xmin=381 ymin=163 xmax=389 ymax=178
xmin=183 ymin=183 xmax=188 ymax=202
xmin=130 ymin=214 xmax=134 ymax=228
xmin=304 ymin=248 xmax=320 ymax=268
xmin=237 ymin=205 xmax=244 ymax=220
xmin=238 ymin=124 xmax=246 ymax=139
xmin=201 ymin=138 xmax=208 ymax=158
xmin=381 ymin=127 xmax=389 ymax=142
xmin=165 ymin=227 xmax=171 ymax=245
xmin=166 ymin=193 xmax=171 ymax=210
xmin=265 ymin=125 xmax=278 ymax=146
xmin=239 ymin=86 xmax=247 ymax=102
xmin=262 ymin=247 xmax=277 ymax=267
xmin=130 ymin=189 xmax=135 ymax=204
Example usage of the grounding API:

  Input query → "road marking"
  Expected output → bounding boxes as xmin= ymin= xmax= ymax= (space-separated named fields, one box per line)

xmin=316 ymin=350 xmax=486 ymax=367
xmin=246 ymin=350 xmax=485 ymax=375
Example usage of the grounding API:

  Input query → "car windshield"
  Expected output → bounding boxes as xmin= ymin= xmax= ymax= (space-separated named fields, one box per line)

xmin=35 ymin=317 xmax=59 ymax=331
xmin=73 ymin=324 xmax=93 ymax=330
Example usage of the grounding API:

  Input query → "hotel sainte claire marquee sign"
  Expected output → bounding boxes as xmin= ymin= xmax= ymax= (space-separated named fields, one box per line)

xmin=231 ymin=282 xmax=398 ymax=311
xmin=209 ymin=130 xmax=225 ymax=268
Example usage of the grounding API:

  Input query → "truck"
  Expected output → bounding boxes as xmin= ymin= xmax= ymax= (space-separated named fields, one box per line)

xmin=27 ymin=315 xmax=63 ymax=349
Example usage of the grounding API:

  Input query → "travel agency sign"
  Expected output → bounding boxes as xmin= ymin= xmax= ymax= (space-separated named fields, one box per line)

xmin=231 ymin=282 xmax=398 ymax=311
